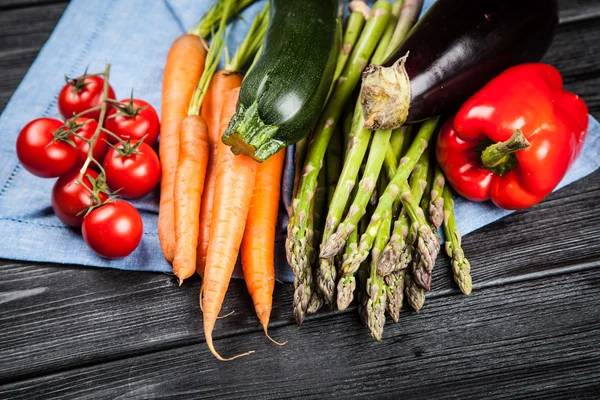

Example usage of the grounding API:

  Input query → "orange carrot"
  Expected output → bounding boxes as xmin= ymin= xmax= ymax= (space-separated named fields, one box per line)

xmin=197 ymin=71 xmax=244 ymax=276
xmin=172 ymin=116 xmax=210 ymax=284
xmin=202 ymin=87 xmax=258 ymax=360
xmin=158 ymin=34 xmax=207 ymax=263
xmin=241 ymin=149 xmax=285 ymax=341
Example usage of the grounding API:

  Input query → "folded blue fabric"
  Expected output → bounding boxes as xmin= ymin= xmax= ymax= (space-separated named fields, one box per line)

xmin=0 ymin=0 xmax=598 ymax=283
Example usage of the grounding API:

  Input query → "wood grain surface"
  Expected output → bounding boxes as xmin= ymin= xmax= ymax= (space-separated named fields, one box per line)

xmin=0 ymin=0 xmax=599 ymax=398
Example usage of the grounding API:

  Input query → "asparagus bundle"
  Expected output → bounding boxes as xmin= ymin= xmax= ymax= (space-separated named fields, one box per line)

xmin=287 ymin=0 xmax=392 ymax=322
xmin=285 ymin=0 xmax=475 ymax=340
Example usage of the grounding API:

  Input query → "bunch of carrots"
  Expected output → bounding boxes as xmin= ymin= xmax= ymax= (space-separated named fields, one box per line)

xmin=157 ymin=1 xmax=282 ymax=360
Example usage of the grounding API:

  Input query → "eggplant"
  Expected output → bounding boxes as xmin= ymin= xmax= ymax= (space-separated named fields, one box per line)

xmin=360 ymin=0 xmax=559 ymax=131
xmin=222 ymin=0 xmax=339 ymax=162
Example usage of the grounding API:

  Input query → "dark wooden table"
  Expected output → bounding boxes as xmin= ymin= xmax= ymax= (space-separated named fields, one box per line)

xmin=1 ymin=1 xmax=599 ymax=399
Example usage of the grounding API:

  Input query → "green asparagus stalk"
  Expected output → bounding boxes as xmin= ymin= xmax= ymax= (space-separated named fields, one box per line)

xmin=399 ymin=124 xmax=415 ymax=159
xmin=404 ymin=265 xmax=425 ymax=311
xmin=384 ymin=144 xmax=399 ymax=182
xmin=333 ymin=6 xmax=366 ymax=83
xmin=385 ymin=269 xmax=405 ymax=322
xmin=378 ymin=148 xmax=430 ymax=276
xmin=401 ymin=179 xmax=440 ymax=292
xmin=286 ymin=1 xmax=391 ymax=316
xmin=326 ymin=128 xmax=343 ymax=206
xmin=309 ymin=167 xmax=328 ymax=313
xmin=337 ymin=227 xmax=359 ymax=311
xmin=387 ymin=0 xmax=424 ymax=55
xmin=291 ymin=138 xmax=308 ymax=201
xmin=291 ymin=193 xmax=316 ymax=324
xmin=429 ymin=165 xmax=445 ymax=229
xmin=307 ymin=287 xmax=324 ymax=314
xmin=443 ymin=186 xmax=472 ymax=295
xmin=391 ymin=126 xmax=410 ymax=159
xmin=419 ymin=154 xmax=434 ymax=221
xmin=322 ymin=118 xmax=439 ymax=259
xmin=314 ymin=166 xmax=328 ymax=255
xmin=366 ymin=209 xmax=391 ymax=341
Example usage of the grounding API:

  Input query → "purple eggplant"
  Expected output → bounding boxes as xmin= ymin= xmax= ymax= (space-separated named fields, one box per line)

xmin=360 ymin=0 xmax=559 ymax=130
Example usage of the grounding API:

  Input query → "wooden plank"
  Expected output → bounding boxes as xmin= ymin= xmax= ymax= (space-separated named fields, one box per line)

xmin=0 ymin=2 xmax=67 ymax=111
xmin=0 ymin=1 xmax=67 ymax=12
xmin=1 ymin=169 xmax=599 ymax=383
xmin=1 ymin=268 xmax=598 ymax=399
xmin=559 ymin=0 xmax=600 ymax=23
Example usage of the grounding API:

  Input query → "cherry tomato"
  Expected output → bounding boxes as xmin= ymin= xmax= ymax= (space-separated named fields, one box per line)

xmin=51 ymin=169 xmax=108 ymax=227
xmin=105 ymin=99 xmax=160 ymax=146
xmin=70 ymin=118 xmax=108 ymax=168
xmin=103 ymin=141 xmax=160 ymax=199
xmin=16 ymin=118 xmax=77 ymax=178
xmin=58 ymin=75 xmax=116 ymax=120
xmin=82 ymin=200 xmax=143 ymax=258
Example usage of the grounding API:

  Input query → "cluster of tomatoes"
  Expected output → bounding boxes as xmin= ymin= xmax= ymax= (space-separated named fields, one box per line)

xmin=15 ymin=71 xmax=161 ymax=258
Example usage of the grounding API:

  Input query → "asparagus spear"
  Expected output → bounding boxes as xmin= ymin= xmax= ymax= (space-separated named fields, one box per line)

xmin=378 ymin=147 xmax=430 ymax=276
xmin=322 ymin=118 xmax=439 ymax=259
xmin=333 ymin=5 xmax=366 ymax=83
xmin=404 ymin=265 xmax=425 ymax=311
xmin=387 ymin=0 xmax=424 ymax=55
xmin=366 ymin=208 xmax=391 ymax=341
xmin=443 ymin=185 xmax=473 ymax=295
xmin=287 ymin=0 xmax=391 ymax=318
xmin=292 ymin=194 xmax=316 ymax=324
xmin=291 ymin=138 xmax=308 ymax=201
xmin=429 ymin=165 xmax=445 ymax=229
xmin=326 ymin=128 xmax=343 ymax=205
xmin=307 ymin=167 xmax=329 ymax=314
xmin=337 ymin=227 xmax=359 ymax=311
xmin=385 ymin=269 xmax=405 ymax=323
xmin=403 ymin=182 xmax=440 ymax=292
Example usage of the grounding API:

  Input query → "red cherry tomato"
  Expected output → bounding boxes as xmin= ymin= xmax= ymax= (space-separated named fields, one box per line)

xmin=71 ymin=118 xmax=108 ymax=168
xmin=102 ymin=141 xmax=161 ymax=199
xmin=58 ymin=75 xmax=116 ymax=120
xmin=105 ymin=99 xmax=160 ymax=146
xmin=16 ymin=118 xmax=77 ymax=178
xmin=82 ymin=200 xmax=143 ymax=258
xmin=51 ymin=169 xmax=108 ymax=227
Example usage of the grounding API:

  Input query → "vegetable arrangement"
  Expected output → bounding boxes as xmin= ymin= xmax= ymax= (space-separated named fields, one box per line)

xmin=157 ymin=0 xmax=587 ymax=357
xmin=16 ymin=0 xmax=591 ymax=361
xmin=16 ymin=65 xmax=160 ymax=258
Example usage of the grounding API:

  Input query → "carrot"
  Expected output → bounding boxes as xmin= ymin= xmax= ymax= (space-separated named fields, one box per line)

xmin=158 ymin=33 xmax=207 ymax=263
xmin=241 ymin=148 xmax=285 ymax=342
xmin=202 ymin=87 xmax=259 ymax=360
xmin=197 ymin=71 xmax=243 ymax=276
xmin=172 ymin=116 xmax=210 ymax=284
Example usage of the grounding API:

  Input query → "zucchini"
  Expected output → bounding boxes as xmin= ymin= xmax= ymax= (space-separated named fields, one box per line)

xmin=222 ymin=0 xmax=339 ymax=162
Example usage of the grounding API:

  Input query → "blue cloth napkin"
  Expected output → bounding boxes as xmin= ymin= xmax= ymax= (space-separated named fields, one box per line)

xmin=0 ymin=0 xmax=598 ymax=283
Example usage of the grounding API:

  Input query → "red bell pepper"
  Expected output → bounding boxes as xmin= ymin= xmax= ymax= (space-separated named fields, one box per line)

xmin=436 ymin=63 xmax=588 ymax=210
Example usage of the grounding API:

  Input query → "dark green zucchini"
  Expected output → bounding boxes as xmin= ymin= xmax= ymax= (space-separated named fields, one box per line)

xmin=222 ymin=0 xmax=339 ymax=162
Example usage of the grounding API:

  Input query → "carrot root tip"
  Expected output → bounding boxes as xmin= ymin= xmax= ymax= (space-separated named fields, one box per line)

xmin=263 ymin=326 xmax=287 ymax=346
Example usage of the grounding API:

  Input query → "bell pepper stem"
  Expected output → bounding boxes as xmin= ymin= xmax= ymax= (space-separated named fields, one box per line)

xmin=481 ymin=129 xmax=530 ymax=172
